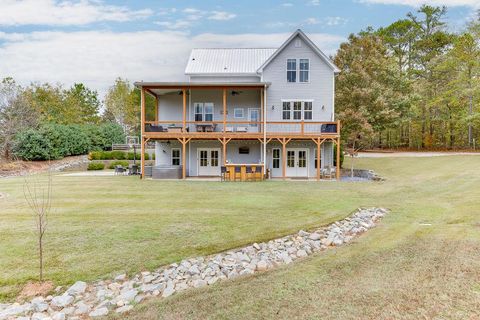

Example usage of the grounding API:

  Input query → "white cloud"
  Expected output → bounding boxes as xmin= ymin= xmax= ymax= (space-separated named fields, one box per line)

xmin=281 ymin=3 xmax=294 ymax=7
xmin=325 ymin=16 xmax=348 ymax=26
xmin=305 ymin=18 xmax=321 ymax=25
xmin=309 ymin=0 xmax=321 ymax=5
xmin=358 ymin=0 xmax=480 ymax=7
xmin=0 ymin=0 xmax=152 ymax=26
xmin=0 ymin=31 xmax=344 ymax=98
xmin=209 ymin=11 xmax=237 ymax=21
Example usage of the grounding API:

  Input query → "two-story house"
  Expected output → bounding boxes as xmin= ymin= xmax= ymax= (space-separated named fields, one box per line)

xmin=135 ymin=29 xmax=341 ymax=180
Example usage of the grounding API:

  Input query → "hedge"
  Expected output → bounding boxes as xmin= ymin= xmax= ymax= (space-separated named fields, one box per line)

xmin=89 ymin=151 xmax=153 ymax=161
xmin=13 ymin=123 xmax=125 ymax=161
xmin=87 ymin=162 xmax=105 ymax=170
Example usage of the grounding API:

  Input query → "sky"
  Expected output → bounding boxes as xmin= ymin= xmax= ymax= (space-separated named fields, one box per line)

xmin=0 ymin=0 xmax=478 ymax=98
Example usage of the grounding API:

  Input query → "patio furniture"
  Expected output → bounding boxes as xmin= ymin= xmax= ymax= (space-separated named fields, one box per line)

xmin=167 ymin=126 xmax=183 ymax=133
xmin=321 ymin=123 xmax=337 ymax=133
xmin=196 ymin=123 xmax=216 ymax=132
xmin=245 ymin=166 xmax=254 ymax=181
xmin=128 ymin=164 xmax=139 ymax=175
xmin=236 ymin=126 xmax=248 ymax=132
xmin=322 ymin=165 xmax=335 ymax=179
xmin=225 ymin=126 xmax=234 ymax=132
xmin=114 ymin=165 xmax=126 ymax=175
xmin=145 ymin=124 xmax=167 ymax=132
xmin=221 ymin=166 xmax=227 ymax=181
xmin=234 ymin=166 xmax=242 ymax=181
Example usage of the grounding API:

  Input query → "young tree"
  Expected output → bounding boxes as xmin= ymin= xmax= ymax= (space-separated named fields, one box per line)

xmin=104 ymin=78 xmax=137 ymax=135
xmin=64 ymin=83 xmax=101 ymax=124
xmin=0 ymin=78 xmax=39 ymax=160
xmin=23 ymin=168 xmax=53 ymax=281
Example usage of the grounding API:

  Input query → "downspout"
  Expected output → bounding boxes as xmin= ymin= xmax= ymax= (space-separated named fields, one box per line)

xmin=263 ymin=84 xmax=267 ymax=169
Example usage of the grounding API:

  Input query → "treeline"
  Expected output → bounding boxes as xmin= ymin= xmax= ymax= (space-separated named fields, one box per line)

xmin=335 ymin=6 xmax=480 ymax=150
xmin=0 ymin=77 xmax=155 ymax=161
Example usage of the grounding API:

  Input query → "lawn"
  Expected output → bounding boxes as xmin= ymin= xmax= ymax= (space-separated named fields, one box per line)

xmin=1 ymin=156 xmax=480 ymax=319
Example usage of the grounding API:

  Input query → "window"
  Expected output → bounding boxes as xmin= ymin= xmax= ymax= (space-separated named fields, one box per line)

xmin=239 ymin=146 xmax=250 ymax=154
xmin=272 ymin=148 xmax=280 ymax=169
xmin=171 ymin=148 xmax=181 ymax=166
xmin=234 ymin=108 xmax=244 ymax=118
xmin=287 ymin=59 xmax=296 ymax=82
xmin=282 ymin=102 xmax=291 ymax=120
xmin=194 ymin=103 xmax=203 ymax=121
xmin=304 ymin=101 xmax=312 ymax=120
xmin=299 ymin=59 xmax=309 ymax=82
xmin=293 ymin=102 xmax=302 ymax=120
xmin=204 ymin=103 xmax=214 ymax=122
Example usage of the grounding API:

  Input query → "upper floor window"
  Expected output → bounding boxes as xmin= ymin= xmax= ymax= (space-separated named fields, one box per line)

xmin=304 ymin=101 xmax=312 ymax=120
xmin=234 ymin=108 xmax=244 ymax=118
xmin=282 ymin=101 xmax=313 ymax=120
xmin=282 ymin=102 xmax=291 ymax=120
xmin=287 ymin=59 xmax=296 ymax=83
xmin=299 ymin=59 xmax=309 ymax=82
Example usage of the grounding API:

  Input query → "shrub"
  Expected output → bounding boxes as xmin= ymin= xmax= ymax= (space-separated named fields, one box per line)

xmin=87 ymin=162 xmax=105 ymax=170
xmin=13 ymin=129 xmax=58 ymax=160
xmin=334 ymin=144 xmax=345 ymax=168
xmin=108 ymin=160 xmax=129 ymax=169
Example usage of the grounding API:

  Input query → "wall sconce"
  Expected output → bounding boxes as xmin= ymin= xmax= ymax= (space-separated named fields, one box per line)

xmin=322 ymin=105 xmax=325 ymax=111
xmin=271 ymin=105 xmax=275 ymax=110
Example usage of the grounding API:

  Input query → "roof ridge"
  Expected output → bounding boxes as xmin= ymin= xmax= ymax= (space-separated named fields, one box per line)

xmin=191 ymin=47 xmax=277 ymax=50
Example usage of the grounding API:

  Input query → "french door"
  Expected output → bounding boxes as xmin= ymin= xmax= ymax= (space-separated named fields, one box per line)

xmin=248 ymin=108 xmax=260 ymax=131
xmin=197 ymin=148 xmax=221 ymax=176
xmin=286 ymin=148 xmax=308 ymax=177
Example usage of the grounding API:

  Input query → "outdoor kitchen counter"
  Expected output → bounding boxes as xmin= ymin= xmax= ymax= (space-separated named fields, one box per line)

xmin=225 ymin=164 xmax=264 ymax=182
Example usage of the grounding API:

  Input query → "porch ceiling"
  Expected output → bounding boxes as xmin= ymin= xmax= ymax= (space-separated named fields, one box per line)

xmin=134 ymin=81 xmax=270 ymax=96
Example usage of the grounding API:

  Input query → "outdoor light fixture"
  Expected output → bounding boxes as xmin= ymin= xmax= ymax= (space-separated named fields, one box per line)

xmin=322 ymin=105 xmax=325 ymax=110
xmin=271 ymin=105 xmax=275 ymax=110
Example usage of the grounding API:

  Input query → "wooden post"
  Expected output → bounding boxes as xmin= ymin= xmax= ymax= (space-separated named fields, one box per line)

xmin=260 ymin=89 xmax=264 ymax=133
xmin=140 ymin=87 xmax=146 ymax=179
xmin=223 ymin=88 xmax=227 ymax=133
xmin=277 ymin=137 xmax=290 ymax=180
xmin=219 ymin=137 xmax=231 ymax=165
xmin=316 ymin=138 xmax=321 ymax=181
xmin=154 ymin=95 xmax=158 ymax=124
xmin=301 ymin=120 xmax=304 ymax=135
xmin=182 ymin=88 xmax=187 ymax=131
xmin=336 ymin=121 xmax=341 ymax=181
xmin=178 ymin=137 xmax=191 ymax=180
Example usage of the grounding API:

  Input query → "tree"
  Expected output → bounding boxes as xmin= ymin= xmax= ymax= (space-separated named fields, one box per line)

xmin=334 ymin=33 xmax=410 ymax=149
xmin=104 ymin=78 xmax=137 ymax=135
xmin=64 ymin=83 xmax=101 ymax=124
xmin=23 ymin=169 xmax=52 ymax=281
xmin=0 ymin=78 xmax=39 ymax=160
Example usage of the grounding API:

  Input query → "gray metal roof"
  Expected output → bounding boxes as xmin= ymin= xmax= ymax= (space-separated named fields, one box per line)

xmin=185 ymin=48 xmax=277 ymax=75
xmin=134 ymin=81 xmax=270 ymax=88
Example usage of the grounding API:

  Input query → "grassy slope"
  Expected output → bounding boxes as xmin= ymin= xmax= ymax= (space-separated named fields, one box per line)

xmin=108 ymin=156 xmax=480 ymax=319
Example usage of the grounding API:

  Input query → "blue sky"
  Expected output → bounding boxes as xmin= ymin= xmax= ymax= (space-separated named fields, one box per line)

xmin=0 ymin=0 xmax=478 ymax=97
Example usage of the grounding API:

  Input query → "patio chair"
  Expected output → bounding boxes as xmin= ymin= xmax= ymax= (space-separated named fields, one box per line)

xmin=236 ymin=126 xmax=248 ymax=132
xmin=234 ymin=166 xmax=242 ymax=181
xmin=114 ymin=165 xmax=126 ymax=175
xmin=221 ymin=166 xmax=227 ymax=181
xmin=245 ymin=166 xmax=254 ymax=182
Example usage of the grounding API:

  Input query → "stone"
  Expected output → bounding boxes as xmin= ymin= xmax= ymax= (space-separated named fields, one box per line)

xmin=308 ymin=232 xmax=322 ymax=241
xmin=162 ymin=285 xmax=175 ymax=298
xmin=52 ymin=312 xmax=66 ymax=320
xmin=31 ymin=312 xmax=49 ymax=320
xmin=67 ymin=281 xmax=87 ymax=295
xmin=116 ymin=305 xmax=133 ymax=313
xmin=31 ymin=297 xmax=48 ymax=313
xmin=51 ymin=294 xmax=74 ymax=308
xmin=74 ymin=301 xmax=90 ymax=315
xmin=253 ymin=243 xmax=261 ymax=250
xmin=298 ymin=230 xmax=310 ymax=237
xmin=188 ymin=265 xmax=200 ymax=275
xmin=143 ymin=275 xmax=155 ymax=283
xmin=296 ymin=249 xmax=308 ymax=257
xmin=114 ymin=274 xmax=127 ymax=282
xmin=256 ymin=260 xmax=268 ymax=271
xmin=89 ymin=307 xmax=109 ymax=318
xmin=120 ymin=289 xmax=138 ymax=302
xmin=192 ymin=279 xmax=207 ymax=288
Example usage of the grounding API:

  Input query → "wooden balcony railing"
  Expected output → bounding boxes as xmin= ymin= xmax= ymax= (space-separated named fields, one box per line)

xmin=144 ymin=120 xmax=339 ymax=136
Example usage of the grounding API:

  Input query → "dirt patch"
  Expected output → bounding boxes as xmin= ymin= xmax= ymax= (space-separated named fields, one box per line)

xmin=18 ymin=281 xmax=54 ymax=301
xmin=0 ymin=155 xmax=87 ymax=178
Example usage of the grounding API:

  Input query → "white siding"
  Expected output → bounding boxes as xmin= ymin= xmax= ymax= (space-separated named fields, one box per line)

xmin=262 ymin=35 xmax=335 ymax=124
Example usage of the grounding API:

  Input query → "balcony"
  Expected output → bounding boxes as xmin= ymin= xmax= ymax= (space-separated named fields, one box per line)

xmin=144 ymin=120 xmax=339 ymax=139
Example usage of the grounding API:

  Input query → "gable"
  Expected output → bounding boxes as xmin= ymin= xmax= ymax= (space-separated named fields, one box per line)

xmin=257 ymin=29 xmax=340 ymax=73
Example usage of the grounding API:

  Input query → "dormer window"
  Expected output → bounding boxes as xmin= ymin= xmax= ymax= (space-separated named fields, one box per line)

xmin=287 ymin=59 xmax=297 ymax=82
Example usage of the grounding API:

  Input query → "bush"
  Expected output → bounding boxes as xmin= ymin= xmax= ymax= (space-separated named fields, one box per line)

xmin=334 ymin=144 xmax=345 ymax=168
xmin=13 ymin=123 xmax=126 ymax=161
xmin=87 ymin=162 xmax=105 ymax=170
xmin=88 ymin=151 xmax=151 ymax=160
xmin=108 ymin=160 xmax=129 ymax=169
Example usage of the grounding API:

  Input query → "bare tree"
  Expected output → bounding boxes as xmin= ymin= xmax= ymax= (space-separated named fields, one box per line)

xmin=23 ymin=166 xmax=52 ymax=281
xmin=0 ymin=78 xmax=39 ymax=160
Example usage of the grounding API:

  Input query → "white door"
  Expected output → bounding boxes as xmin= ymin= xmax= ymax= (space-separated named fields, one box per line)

xmin=286 ymin=148 xmax=308 ymax=177
xmin=248 ymin=108 xmax=260 ymax=132
xmin=198 ymin=148 xmax=221 ymax=176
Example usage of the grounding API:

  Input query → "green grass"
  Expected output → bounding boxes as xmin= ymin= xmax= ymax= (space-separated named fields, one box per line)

xmin=1 ymin=156 xmax=480 ymax=319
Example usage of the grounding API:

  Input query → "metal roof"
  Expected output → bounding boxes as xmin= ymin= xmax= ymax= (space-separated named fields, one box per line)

xmin=134 ymin=81 xmax=270 ymax=88
xmin=185 ymin=48 xmax=277 ymax=75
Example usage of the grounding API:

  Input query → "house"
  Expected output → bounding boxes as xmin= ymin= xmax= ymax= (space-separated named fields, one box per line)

xmin=134 ymin=29 xmax=341 ymax=180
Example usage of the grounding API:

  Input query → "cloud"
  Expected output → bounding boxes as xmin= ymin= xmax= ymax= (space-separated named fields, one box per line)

xmin=156 ymin=7 xmax=236 ymax=29
xmin=358 ymin=0 xmax=480 ymax=7
xmin=0 ymin=0 xmax=152 ymax=26
xmin=0 ymin=31 xmax=344 ymax=98
xmin=209 ymin=11 xmax=237 ymax=21
xmin=281 ymin=3 xmax=294 ymax=7
xmin=308 ymin=0 xmax=321 ymax=5
xmin=325 ymin=16 xmax=348 ymax=26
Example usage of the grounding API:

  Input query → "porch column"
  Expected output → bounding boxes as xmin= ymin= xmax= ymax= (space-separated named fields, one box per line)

xmin=219 ymin=137 xmax=231 ymax=165
xmin=277 ymin=137 xmax=290 ymax=180
xmin=182 ymin=88 xmax=187 ymax=131
xmin=140 ymin=87 xmax=146 ymax=179
xmin=313 ymin=138 xmax=321 ymax=181
xmin=223 ymin=88 xmax=227 ymax=133
xmin=336 ymin=121 xmax=341 ymax=181
xmin=178 ymin=137 xmax=191 ymax=180
xmin=154 ymin=95 xmax=158 ymax=124
xmin=263 ymin=85 xmax=267 ymax=168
